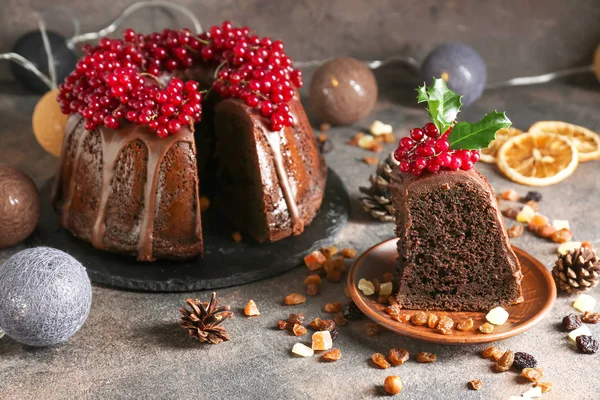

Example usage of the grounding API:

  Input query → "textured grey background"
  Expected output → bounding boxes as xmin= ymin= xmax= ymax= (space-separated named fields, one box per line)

xmin=1 ymin=1 xmax=600 ymax=399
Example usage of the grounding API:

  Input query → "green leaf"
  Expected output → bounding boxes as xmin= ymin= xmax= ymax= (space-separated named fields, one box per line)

xmin=416 ymin=78 xmax=463 ymax=134
xmin=448 ymin=111 xmax=512 ymax=150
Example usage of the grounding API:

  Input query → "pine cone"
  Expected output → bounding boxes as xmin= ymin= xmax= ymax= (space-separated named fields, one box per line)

xmin=552 ymin=247 xmax=600 ymax=294
xmin=179 ymin=292 xmax=233 ymax=344
xmin=359 ymin=153 xmax=398 ymax=222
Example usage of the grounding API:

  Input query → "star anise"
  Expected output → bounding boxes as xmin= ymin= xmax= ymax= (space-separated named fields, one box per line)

xmin=179 ymin=292 xmax=233 ymax=344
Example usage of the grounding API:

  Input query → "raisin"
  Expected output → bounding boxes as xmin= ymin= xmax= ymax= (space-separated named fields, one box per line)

xmin=388 ymin=348 xmax=409 ymax=365
xmin=522 ymin=367 xmax=544 ymax=382
xmin=285 ymin=293 xmax=307 ymax=305
xmin=576 ymin=335 xmax=599 ymax=354
xmin=371 ymin=352 xmax=391 ymax=369
xmin=482 ymin=346 xmax=503 ymax=361
xmin=341 ymin=248 xmax=357 ymax=258
xmin=482 ymin=346 xmax=498 ymax=359
xmin=292 ymin=323 xmax=307 ymax=336
xmin=324 ymin=302 xmax=342 ymax=313
xmin=322 ymin=348 xmax=342 ymax=362
xmin=507 ymin=225 xmax=524 ymax=238
xmin=535 ymin=381 xmax=553 ymax=393
xmin=562 ymin=313 xmax=582 ymax=331
xmin=436 ymin=316 xmax=454 ymax=334
xmin=582 ymin=311 xmax=600 ymax=324
xmin=392 ymin=314 xmax=411 ymax=323
xmin=411 ymin=311 xmax=428 ymax=326
xmin=320 ymin=319 xmax=337 ymax=332
xmin=377 ymin=295 xmax=389 ymax=304
xmin=333 ymin=312 xmax=348 ymax=327
xmin=384 ymin=305 xmax=401 ymax=318
xmin=288 ymin=313 xmax=305 ymax=325
xmin=495 ymin=350 xmax=514 ymax=372
xmin=306 ymin=283 xmax=319 ymax=296
xmin=513 ymin=352 xmax=537 ymax=369
xmin=304 ymin=275 xmax=322 ymax=285
xmin=326 ymin=269 xmax=343 ymax=282
xmin=382 ymin=272 xmax=393 ymax=282
xmin=309 ymin=318 xmax=323 ymax=330
xmin=469 ymin=380 xmax=483 ymax=390
xmin=277 ymin=320 xmax=289 ymax=330
xmin=502 ymin=208 xmax=519 ymax=219
xmin=456 ymin=318 xmax=474 ymax=332
xmin=427 ymin=313 xmax=439 ymax=329
xmin=343 ymin=302 xmax=364 ymax=320
xmin=330 ymin=328 xmax=340 ymax=341
xmin=525 ymin=191 xmax=542 ymax=202
xmin=551 ymin=228 xmax=572 ymax=243
xmin=365 ymin=322 xmax=379 ymax=336
xmin=416 ymin=352 xmax=437 ymax=363
xmin=479 ymin=323 xmax=494 ymax=333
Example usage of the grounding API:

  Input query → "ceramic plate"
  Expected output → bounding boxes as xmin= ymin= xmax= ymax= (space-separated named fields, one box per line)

xmin=348 ymin=238 xmax=556 ymax=345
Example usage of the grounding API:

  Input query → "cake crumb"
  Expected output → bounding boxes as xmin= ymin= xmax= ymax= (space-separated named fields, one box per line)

xmin=232 ymin=231 xmax=242 ymax=243
xmin=243 ymin=300 xmax=260 ymax=317
xmin=322 ymin=348 xmax=341 ymax=362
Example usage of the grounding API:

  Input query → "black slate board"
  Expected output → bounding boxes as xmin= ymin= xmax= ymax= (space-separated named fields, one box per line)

xmin=30 ymin=168 xmax=349 ymax=292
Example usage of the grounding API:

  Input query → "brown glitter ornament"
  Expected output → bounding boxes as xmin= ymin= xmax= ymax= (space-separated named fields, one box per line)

xmin=32 ymin=88 xmax=68 ymax=157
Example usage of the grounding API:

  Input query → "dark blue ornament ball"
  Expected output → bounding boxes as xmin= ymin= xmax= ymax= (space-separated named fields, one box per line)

xmin=420 ymin=43 xmax=487 ymax=107
xmin=10 ymin=30 xmax=77 ymax=94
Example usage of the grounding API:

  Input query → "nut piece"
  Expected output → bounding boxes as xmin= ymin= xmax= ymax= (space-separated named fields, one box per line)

xmin=456 ymin=318 xmax=474 ymax=332
xmin=552 ymin=219 xmax=570 ymax=231
xmin=573 ymin=293 xmax=596 ymax=312
xmin=495 ymin=350 xmax=514 ymax=372
xmin=358 ymin=278 xmax=376 ymax=295
xmin=379 ymin=282 xmax=393 ymax=296
xmin=285 ymin=293 xmax=307 ymax=305
xmin=292 ymin=324 xmax=307 ymax=336
xmin=341 ymin=248 xmax=357 ymax=258
xmin=324 ymin=302 xmax=342 ymax=313
xmin=479 ymin=323 xmax=494 ymax=334
xmin=535 ymin=381 xmax=553 ymax=393
xmin=371 ymin=352 xmax=391 ymax=369
xmin=416 ymin=352 xmax=437 ymax=363
xmin=411 ymin=311 xmax=429 ymax=326
xmin=486 ymin=306 xmax=510 ymax=325
xmin=244 ymin=300 xmax=260 ymax=317
xmin=312 ymin=331 xmax=333 ymax=351
xmin=469 ymin=379 xmax=483 ymax=390
xmin=388 ymin=348 xmax=409 ymax=365
xmin=568 ymin=325 xmax=592 ymax=343
xmin=383 ymin=376 xmax=403 ymax=395
xmin=370 ymin=120 xmax=393 ymax=136
xmin=427 ymin=313 xmax=439 ymax=329
xmin=516 ymin=205 xmax=535 ymax=223
xmin=322 ymin=348 xmax=342 ymax=362
xmin=522 ymin=367 xmax=544 ymax=382
xmin=304 ymin=250 xmax=326 ymax=271
xmin=507 ymin=225 xmax=524 ymax=238
xmin=291 ymin=343 xmax=314 ymax=357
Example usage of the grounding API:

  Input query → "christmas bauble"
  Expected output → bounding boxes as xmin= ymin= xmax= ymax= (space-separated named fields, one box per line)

xmin=309 ymin=57 xmax=378 ymax=125
xmin=0 ymin=247 xmax=92 ymax=347
xmin=420 ymin=43 xmax=487 ymax=107
xmin=10 ymin=30 xmax=77 ymax=94
xmin=0 ymin=165 xmax=41 ymax=248
xmin=32 ymin=88 xmax=68 ymax=156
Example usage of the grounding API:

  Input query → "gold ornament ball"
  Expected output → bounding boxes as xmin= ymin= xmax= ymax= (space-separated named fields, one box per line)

xmin=594 ymin=44 xmax=600 ymax=82
xmin=384 ymin=376 xmax=403 ymax=395
xmin=32 ymin=88 xmax=68 ymax=157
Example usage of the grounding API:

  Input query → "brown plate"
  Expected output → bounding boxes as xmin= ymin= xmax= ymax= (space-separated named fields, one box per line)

xmin=348 ymin=239 xmax=556 ymax=345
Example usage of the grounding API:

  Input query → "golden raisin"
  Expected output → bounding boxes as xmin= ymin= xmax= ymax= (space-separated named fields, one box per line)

xmin=537 ymin=224 xmax=557 ymax=238
xmin=382 ymin=272 xmax=394 ymax=282
xmin=322 ymin=348 xmax=342 ymax=362
xmin=321 ymin=246 xmax=339 ymax=259
xmin=371 ymin=353 xmax=391 ymax=369
xmin=416 ymin=352 xmax=437 ymax=363
xmin=525 ymin=200 xmax=539 ymax=211
xmin=482 ymin=346 xmax=503 ymax=361
xmin=382 ymin=132 xmax=396 ymax=143
xmin=582 ymin=311 xmax=600 ymax=324
xmin=384 ymin=305 xmax=401 ymax=318
xmin=306 ymin=283 xmax=319 ymax=296
xmin=326 ymin=269 xmax=343 ymax=282
xmin=304 ymin=251 xmax=326 ymax=271
xmin=412 ymin=311 xmax=429 ymax=326
xmin=371 ymin=279 xmax=381 ymax=294
xmin=341 ymin=248 xmax=357 ymax=258
xmin=522 ymin=367 xmax=544 ymax=382
xmin=363 ymin=157 xmax=378 ymax=165
xmin=292 ymin=323 xmax=307 ymax=336
xmin=344 ymin=286 xmax=351 ymax=298
xmin=288 ymin=313 xmax=305 ymax=325
xmin=285 ymin=293 xmax=307 ymax=305
xmin=320 ymin=319 xmax=336 ymax=332
xmin=530 ymin=214 xmax=549 ymax=227
xmin=365 ymin=322 xmax=380 ymax=336
xmin=232 ymin=231 xmax=243 ymax=243
xmin=333 ymin=312 xmax=348 ymax=327
xmin=392 ymin=314 xmax=411 ymax=323
xmin=427 ymin=313 xmax=439 ymax=329
xmin=469 ymin=380 xmax=483 ymax=390
xmin=502 ymin=207 xmax=519 ymax=219
xmin=495 ymin=350 xmax=514 ymax=372
xmin=310 ymin=318 xmax=323 ymax=330
xmin=277 ymin=320 xmax=288 ymax=330
xmin=551 ymin=228 xmax=572 ymax=243
xmin=388 ymin=348 xmax=409 ymax=365
xmin=501 ymin=189 xmax=520 ymax=201
xmin=456 ymin=318 xmax=474 ymax=332
xmin=479 ymin=323 xmax=494 ymax=333
xmin=535 ymin=381 xmax=553 ymax=393
xmin=244 ymin=300 xmax=260 ymax=317
xmin=507 ymin=225 xmax=524 ymax=238
xmin=384 ymin=376 xmax=403 ymax=395
xmin=324 ymin=302 xmax=342 ymax=313
xmin=436 ymin=316 xmax=454 ymax=335
xmin=304 ymin=275 xmax=322 ymax=286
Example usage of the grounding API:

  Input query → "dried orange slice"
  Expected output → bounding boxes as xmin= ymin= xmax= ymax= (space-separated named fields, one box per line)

xmin=480 ymin=127 xmax=524 ymax=164
xmin=528 ymin=121 xmax=600 ymax=162
xmin=497 ymin=132 xmax=579 ymax=186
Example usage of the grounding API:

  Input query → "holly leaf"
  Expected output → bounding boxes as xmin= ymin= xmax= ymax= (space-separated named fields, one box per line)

xmin=448 ymin=111 xmax=512 ymax=150
xmin=416 ymin=78 xmax=463 ymax=134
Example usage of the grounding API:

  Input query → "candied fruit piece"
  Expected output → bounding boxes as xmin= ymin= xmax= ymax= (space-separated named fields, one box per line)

xmin=516 ymin=205 xmax=535 ymax=223
xmin=562 ymin=313 xmax=582 ymax=331
xmin=379 ymin=282 xmax=393 ymax=296
xmin=552 ymin=219 xmax=570 ymax=231
xmin=573 ymin=294 xmax=596 ymax=312
xmin=304 ymin=250 xmax=327 ymax=271
xmin=568 ymin=325 xmax=592 ymax=343
xmin=292 ymin=323 xmax=307 ymax=336
xmin=486 ymin=306 xmax=509 ymax=325
xmin=522 ymin=367 xmax=544 ymax=382
xmin=292 ymin=343 xmax=314 ymax=357
xmin=388 ymin=348 xmax=409 ymax=365
xmin=530 ymin=214 xmax=549 ymax=228
xmin=558 ymin=241 xmax=582 ymax=255
xmin=412 ymin=311 xmax=429 ymax=326
xmin=384 ymin=376 xmax=403 ymax=395
xmin=370 ymin=120 xmax=393 ymax=136
xmin=576 ymin=335 xmax=599 ymax=354
xmin=333 ymin=312 xmax=348 ymax=327
xmin=479 ymin=323 xmax=494 ymax=333
xmin=507 ymin=225 xmax=524 ymax=238
xmin=495 ymin=350 xmax=514 ymax=372
xmin=365 ymin=322 xmax=380 ymax=336
xmin=343 ymin=302 xmax=364 ymax=320
xmin=306 ymin=283 xmax=319 ymax=296
xmin=371 ymin=352 xmax=391 ymax=369
xmin=341 ymin=248 xmax=357 ymax=258
xmin=244 ymin=300 xmax=260 ymax=317
xmin=469 ymin=379 xmax=483 ymax=390
xmin=523 ymin=387 xmax=543 ymax=399
xmin=322 ymin=348 xmax=342 ymax=362
xmin=535 ymin=381 xmax=553 ymax=393
xmin=321 ymin=246 xmax=339 ymax=259
xmin=551 ymin=228 xmax=572 ymax=244
xmin=416 ymin=352 xmax=437 ymax=363
xmin=582 ymin=311 xmax=600 ymax=324
xmin=304 ymin=275 xmax=322 ymax=286
xmin=513 ymin=352 xmax=537 ymax=369
xmin=312 ymin=331 xmax=333 ymax=351
xmin=324 ymin=302 xmax=342 ymax=313
xmin=427 ymin=313 xmax=439 ymax=329
xmin=285 ymin=293 xmax=307 ymax=305
xmin=537 ymin=224 xmax=556 ymax=238
xmin=456 ymin=318 xmax=474 ymax=332
xmin=502 ymin=189 xmax=520 ymax=201
xmin=358 ymin=279 xmax=376 ymax=295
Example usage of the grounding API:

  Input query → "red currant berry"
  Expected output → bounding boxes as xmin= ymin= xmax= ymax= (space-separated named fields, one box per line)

xmin=414 ymin=157 xmax=427 ymax=170
xmin=427 ymin=161 xmax=440 ymax=173
xmin=423 ymin=122 xmax=439 ymax=138
xmin=409 ymin=128 xmax=424 ymax=141
xmin=399 ymin=161 xmax=411 ymax=173
xmin=470 ymin=150 xmax=481 ymax=163
xmin=394 ymin=148 xmax=408 ymax=161
xmin=104 ymin=115 xmax=119 ymax=129
xmin=399 ymin=137 xmax=415 ymax=149
xmin=447 ymin=155 xmax=462 ymax=170
xmin=437 ymin=153 xmax=452 ymax=167
xmin=434 ymin=138 xmax=450 ymax=153
xmin=460 ymin=160 xmax=474 ymax=171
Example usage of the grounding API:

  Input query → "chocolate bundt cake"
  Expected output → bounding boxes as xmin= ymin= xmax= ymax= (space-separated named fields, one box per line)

xmin=53 ymin=23 xmax=327 ymax=261
xmin=390 ymin=168 xmax=523 ymax=312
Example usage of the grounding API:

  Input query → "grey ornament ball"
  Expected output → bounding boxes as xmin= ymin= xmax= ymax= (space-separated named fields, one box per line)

xmin=420 ymin=43 xmax=487 ymax=107
xmin=0 ymin=247 xmax=92 ymax=347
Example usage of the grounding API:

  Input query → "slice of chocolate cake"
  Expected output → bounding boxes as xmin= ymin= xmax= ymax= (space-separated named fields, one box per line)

xmin=390 ymin=168 xmax=523 ymax=312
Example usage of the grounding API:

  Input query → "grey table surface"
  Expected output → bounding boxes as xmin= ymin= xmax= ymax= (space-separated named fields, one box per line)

xmin=1 ymin=72 xmax=600 ymax=400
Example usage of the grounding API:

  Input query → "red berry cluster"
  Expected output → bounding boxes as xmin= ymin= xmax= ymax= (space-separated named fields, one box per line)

xmin=57 ymin=21 xmax=303 ymax=137
xmin=393 ymin=122 xmax=480 ymax=176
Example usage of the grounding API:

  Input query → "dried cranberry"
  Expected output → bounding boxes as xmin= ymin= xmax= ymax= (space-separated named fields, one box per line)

xmin=513 ymin=352 xmax=537 ymax=370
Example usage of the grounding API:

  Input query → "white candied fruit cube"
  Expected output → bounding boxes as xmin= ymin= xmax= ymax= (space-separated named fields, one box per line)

xmin=558 ymin=241 xmax=582 ymax=255
xmin=552 ymin=219 xmax=570 ymax=231
xmin=379 ymin=282 xmax=393 ymax=296
xmin=486 ymin=306 xmax=509 ymax=325
xmin=516 ymin=205 xmax=535 ymax=223
xmin=369 ymin=120 xmax=393 ymax=136
xmin=568 ymin=325 xmax=592 ymax=343
xmin=357 ymin=135 xmax=375 ymax=149
xmin=522 ymin=386 xmax=543 ymax=399
xmin=311 ymin=330 xmax=333 ymax=351
xmin=358 ymin=278 xmax=376 ymax=296
xmin=573 ymin=294 xmax=596 ymax=312
xmin=291 ymin=343 xmax=314 ymax=357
